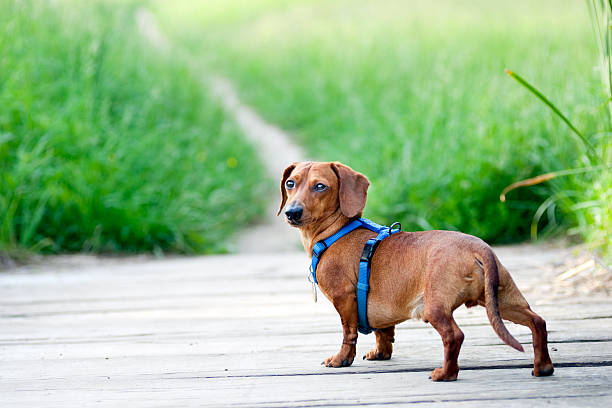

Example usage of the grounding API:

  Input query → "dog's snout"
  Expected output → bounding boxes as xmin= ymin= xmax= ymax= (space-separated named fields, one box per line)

xmin=285 ymin=206 xmax=303 ymax=222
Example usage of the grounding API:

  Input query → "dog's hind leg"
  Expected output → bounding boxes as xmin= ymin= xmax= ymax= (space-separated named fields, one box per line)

xmin=363 ymin=326 xmax=395 ymax=360
xmin=424 ymin=307 xmax=464 ymax=381
xmin=497 ymin=283 xmax=554 ymax=376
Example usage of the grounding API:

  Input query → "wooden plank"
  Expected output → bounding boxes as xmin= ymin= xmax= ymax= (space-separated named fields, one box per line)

xmin=1 ymin=248 xmax=611 ymax=406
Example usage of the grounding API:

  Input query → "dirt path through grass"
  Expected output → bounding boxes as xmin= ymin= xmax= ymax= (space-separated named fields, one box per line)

xmin=207 ymin=75 xmax=307 ymax=252
xmin=136 ymin=8 xmax=306 ymax=253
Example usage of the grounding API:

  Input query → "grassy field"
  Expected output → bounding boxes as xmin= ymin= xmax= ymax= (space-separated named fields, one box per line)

xmin=0 ymin=0 xmax=267 ymax=255
xmin=153 ymin=0 xmax=603 ymax=244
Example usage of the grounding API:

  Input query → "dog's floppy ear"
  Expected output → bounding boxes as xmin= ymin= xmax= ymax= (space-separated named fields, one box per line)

xmin=277 ymin=163 xmax=297 ymax=216
xmin=331 ymin=162 xmax=370 ymax=218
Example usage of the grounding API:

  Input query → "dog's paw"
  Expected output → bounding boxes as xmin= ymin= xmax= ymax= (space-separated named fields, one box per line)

xmin=429 ymin=367 xmax=458 ymax=382
xmin=323 ymin=354 xmax=353 ymax=368
xmin=363 ymin=349 xmax=391 ymax=361
xmin=532 ymin=363 xmax=554 ymax=377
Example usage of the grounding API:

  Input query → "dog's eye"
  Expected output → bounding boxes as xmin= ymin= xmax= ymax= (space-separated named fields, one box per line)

xmin=285 ymin=180 xmax=295 ymax=189
xmin=313 ymin=183 xmax=327 ymax=192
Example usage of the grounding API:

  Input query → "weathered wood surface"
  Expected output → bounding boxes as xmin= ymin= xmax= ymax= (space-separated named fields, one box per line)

xmin=1 ymin=245 xmax=611 ymax=407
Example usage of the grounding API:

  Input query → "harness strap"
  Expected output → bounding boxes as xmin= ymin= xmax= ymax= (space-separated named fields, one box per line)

xmin=310 ymin=218 xmax=387 ymax=284
xmin=310 ymin=218 xmax=401 ymax=335
xmin=357 ymin=227 xmax=395 ymax=334
xmin=310 ymin=219 xmax=363 ymax=284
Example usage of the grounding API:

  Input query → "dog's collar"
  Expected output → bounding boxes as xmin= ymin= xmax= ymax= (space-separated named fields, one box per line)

xmin=309 ymin=217 xmax=401 ymax=334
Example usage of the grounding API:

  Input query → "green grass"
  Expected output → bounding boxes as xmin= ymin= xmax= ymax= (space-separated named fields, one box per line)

xmin=0 ymin=0 xmax=267 ymax=254
xmin=153 ymin=0 xmax=601 ymax=244
xmin=499 ymin=0 xmax=611 ymax=260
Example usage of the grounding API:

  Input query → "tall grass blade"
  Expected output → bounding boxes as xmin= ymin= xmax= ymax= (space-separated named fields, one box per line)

xmin=530 ymin=194 xmax=563 ymax=240
xmin=504 ymin=69 xmax=597 ymax=155
xmin=500 ymin=173 xmax=556 ymax=203
xmin=600 ymin=93 xmax=612 ymax=109
xmin=499 ymin=165 xmax=610 ymax=202
xmin=19 ymin=194 xmax=49 ymax=247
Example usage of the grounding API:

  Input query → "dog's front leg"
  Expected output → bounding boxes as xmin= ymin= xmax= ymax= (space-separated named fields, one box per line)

xmin=323 ymin=295 xmax=358 ymax=367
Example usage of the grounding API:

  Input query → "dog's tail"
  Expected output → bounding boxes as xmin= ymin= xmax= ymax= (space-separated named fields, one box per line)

xmin=476 ymin=250 xmax=524 ymax=352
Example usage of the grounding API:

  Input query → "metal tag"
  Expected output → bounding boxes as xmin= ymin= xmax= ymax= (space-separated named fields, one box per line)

xmin=308 ymin=266 xmax=317 ymax=303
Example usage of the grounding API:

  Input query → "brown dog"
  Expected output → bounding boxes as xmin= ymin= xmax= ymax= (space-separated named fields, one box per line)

xmin=278 ymin=161 xmax=554 ymax=381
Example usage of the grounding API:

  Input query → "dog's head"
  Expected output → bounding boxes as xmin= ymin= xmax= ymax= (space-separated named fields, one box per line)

xmin=277 ymin=161 xmax=370 ymax=227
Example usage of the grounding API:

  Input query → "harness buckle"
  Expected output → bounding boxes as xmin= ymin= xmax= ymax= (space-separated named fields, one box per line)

xmin=360 ymin=240 xmax=380 ymax=262
xmin=389 ymin=222 xmax=401 ymax=234
xmin=312 ymin=241 xmax=328 ymax=257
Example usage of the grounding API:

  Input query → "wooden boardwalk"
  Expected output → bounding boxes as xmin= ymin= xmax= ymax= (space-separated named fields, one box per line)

xmin=1 ymin=245 xmax=611 ymax=407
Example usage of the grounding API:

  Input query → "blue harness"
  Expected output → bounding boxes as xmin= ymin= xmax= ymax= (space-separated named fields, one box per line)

xmin=310 ymin=218 xmax=401 ymax=335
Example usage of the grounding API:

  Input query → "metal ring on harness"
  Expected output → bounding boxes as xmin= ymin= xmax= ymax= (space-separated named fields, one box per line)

xmin=389 ymin=222 xmax=401 ymax=235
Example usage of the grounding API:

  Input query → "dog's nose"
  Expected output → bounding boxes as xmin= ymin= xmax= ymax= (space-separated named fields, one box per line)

xmin=285 ymin=206 xmax=303 ymax=222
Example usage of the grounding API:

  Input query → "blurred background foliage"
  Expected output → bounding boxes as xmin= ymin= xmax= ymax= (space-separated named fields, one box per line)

xmin=152 ymin=0 xmax=608 ymax=250
xmin=0 ymin=0 xmax=609 ymax=258
xmin=0 ymin=0 xmax=267 ymax=255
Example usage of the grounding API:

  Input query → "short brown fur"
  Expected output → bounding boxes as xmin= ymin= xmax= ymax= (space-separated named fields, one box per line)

xmin=279 ymin=161 xmax=554 ymax=381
